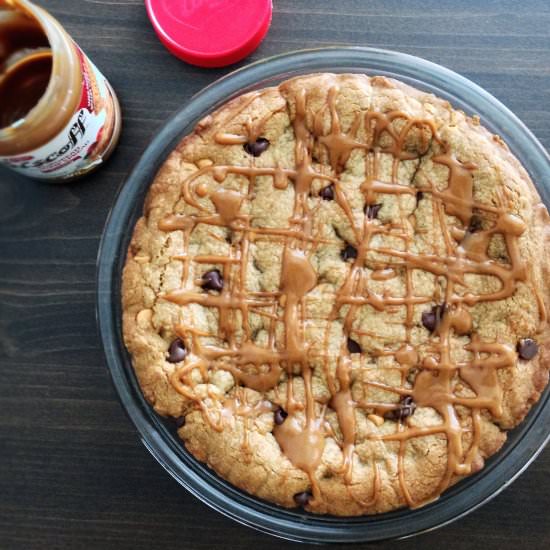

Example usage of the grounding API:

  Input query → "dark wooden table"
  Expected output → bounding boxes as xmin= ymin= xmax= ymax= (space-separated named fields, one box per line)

xmin=1 ymin=1 xmax=549 ymax=548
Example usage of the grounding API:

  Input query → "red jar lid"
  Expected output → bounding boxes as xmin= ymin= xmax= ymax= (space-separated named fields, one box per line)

xmin=145 ymin=0 xmax=273 ymax=68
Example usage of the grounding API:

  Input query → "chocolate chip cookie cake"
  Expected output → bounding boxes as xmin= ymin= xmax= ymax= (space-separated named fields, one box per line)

xmin=122 ymin=73 xmax=550 ymax=515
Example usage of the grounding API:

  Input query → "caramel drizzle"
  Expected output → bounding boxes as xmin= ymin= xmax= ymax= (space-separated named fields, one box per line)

xmin=154 ymin=75 xmax=543 ymax=511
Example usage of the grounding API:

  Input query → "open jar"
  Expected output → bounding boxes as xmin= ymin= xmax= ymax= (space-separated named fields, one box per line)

xmin=0 ymin=0 xmax=121 ymax=181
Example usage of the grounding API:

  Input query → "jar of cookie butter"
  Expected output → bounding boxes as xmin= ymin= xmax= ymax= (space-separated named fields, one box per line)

xmin=0 ymin=0 xmax=121 ymax=181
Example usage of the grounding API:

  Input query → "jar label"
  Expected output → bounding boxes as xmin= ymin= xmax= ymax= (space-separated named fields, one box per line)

xmin=0 ymin=45 xmax=119 ymax=180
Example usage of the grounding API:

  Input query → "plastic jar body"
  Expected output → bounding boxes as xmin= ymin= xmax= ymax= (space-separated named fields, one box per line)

xmin=0 ymin=0 xmax=121 ymax=181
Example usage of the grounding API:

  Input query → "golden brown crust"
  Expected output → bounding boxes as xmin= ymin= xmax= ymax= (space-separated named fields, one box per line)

xmin=121 ymin=73 xmax=550 ymax=516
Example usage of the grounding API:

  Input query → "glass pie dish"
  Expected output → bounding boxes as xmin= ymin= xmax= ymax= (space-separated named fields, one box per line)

xmin=97 ymin=47 xmax=550 ymax=543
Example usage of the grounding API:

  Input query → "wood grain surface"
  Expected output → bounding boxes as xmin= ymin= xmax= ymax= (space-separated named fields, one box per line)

xmin=1 ymin=1 xmax=549 ymax=548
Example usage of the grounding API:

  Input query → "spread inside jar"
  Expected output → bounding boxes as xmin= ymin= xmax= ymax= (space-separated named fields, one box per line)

xmin=0 ymin=5 xmax=52 ymax=128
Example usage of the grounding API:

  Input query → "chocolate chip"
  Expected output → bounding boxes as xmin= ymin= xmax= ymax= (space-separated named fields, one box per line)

xmin=320 ymin=185 xmax=335 ymax=201
xmin=347 ymin=337 xmax=362 ymax=354
xmin=468 ymin=215 xmax=483 ymax=233
xmin=384 ymin=396 xmax=416 ymax=421
xmin=293 ymin=491 xmax=313 ymax=507
xmin=341 ymin=244 xmax=358 ymax=262
xmin=421 ymin=309 xmax=437 ymax=332
xmin=421 ymin=303 xmax=446 ymax=333
xmin=416 ymin=191 xmax=424 ymax=202
xmin=175 ymin=416 xmax=186 ymax=428
xmin=167 ymin=338 xmax=187 ymax=363
xmin=243 ymin=137 xmax=270 ymax=157
xmin=202 ymin=269 xmax=224 ymax=292
xmin=365 ymin=203 xmax=382 ymax=219
xmin=401 ymin=396 xmax=416 ymax=418
xmin=274 ymin=408 xmax=288 ymax=425
xmin=517 ymin=338 xmax=538 ymax=360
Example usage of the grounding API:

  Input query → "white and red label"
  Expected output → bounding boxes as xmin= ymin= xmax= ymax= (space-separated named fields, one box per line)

xmin=0 ymin=45 xmax=116 ymax=180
